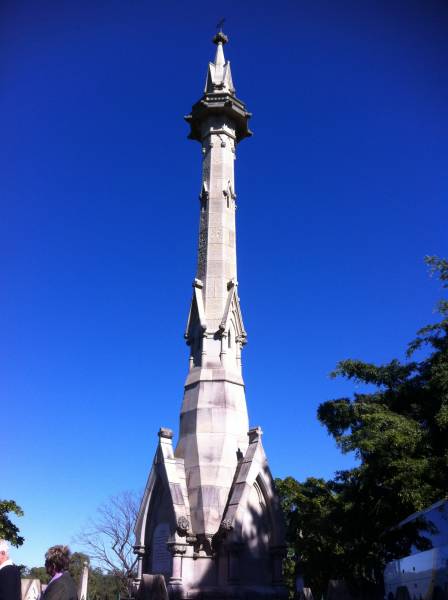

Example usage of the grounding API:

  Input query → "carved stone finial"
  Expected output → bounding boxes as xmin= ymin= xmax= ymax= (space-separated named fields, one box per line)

xmin=158 ymin=427 xmax=173 ymax=439
xmin=248 ymin=426 xmax=263 ymax=444
xmin=213 ymin=31 xmax=228 ymax=45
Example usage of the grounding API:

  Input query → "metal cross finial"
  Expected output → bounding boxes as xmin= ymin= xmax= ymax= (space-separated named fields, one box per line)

xmin=216 ymin=18 xmax=225 ymax=32
xmin=213 ymin=19 xmax=228 ymax=45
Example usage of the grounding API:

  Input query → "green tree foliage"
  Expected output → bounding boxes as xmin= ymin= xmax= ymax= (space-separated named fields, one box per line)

xmin=23 ymin=566 xmax=50 ymax=584
xmin=276 ymin=477 xmax=343 ymax=598
xmin=0 ymin=500 xmax=24 ymax=547
xmin=88 ymin=569 xmax=121 ymax=600
xmin=69 ymin=552 xmax=91 ymax=586
xmin=277 ymin=257 xmax=448 ymax=597
xmin=68 ymin=553 xmax=121 ymax=600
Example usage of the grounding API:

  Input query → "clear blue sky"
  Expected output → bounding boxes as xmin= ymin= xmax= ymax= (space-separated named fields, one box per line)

xmin=1 ymin=0 xmax=447 ymax=569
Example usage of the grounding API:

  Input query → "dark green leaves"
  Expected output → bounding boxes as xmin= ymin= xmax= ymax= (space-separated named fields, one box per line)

xmin=277 ymin=257 xmax=448 ymax=597
xmin=0 ymin=499 xmax=24 ymax=547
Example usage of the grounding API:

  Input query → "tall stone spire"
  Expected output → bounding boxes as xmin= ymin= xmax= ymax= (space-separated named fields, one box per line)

xmin=184 ymin=31 xmax=252 ymax=356
xmin=178 ymin=31 xmax=252 ymax=541
xmin=134 ymin=33 xmax=286 ymax=600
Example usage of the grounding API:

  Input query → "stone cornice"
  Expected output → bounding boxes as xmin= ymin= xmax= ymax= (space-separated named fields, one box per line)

xmin=185 ymin=92 xmax=252 ymax=143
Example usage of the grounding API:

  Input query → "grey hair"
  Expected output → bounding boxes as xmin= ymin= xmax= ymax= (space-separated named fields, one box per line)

xmin=0 ymin=540 xmax=10 ymax=556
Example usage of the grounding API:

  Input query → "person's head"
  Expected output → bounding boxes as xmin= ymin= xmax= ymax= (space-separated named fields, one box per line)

xmin=45 ymin=545 xmax=71 ymax=576
xmin=0 ymin=540 xmax=10 ymax=566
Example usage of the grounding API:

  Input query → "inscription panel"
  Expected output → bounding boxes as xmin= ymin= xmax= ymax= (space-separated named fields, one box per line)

xmin=152 ymin=522 xmax=172 ymax=575
xmin=197 ymin=212 xmax=208 ymax=280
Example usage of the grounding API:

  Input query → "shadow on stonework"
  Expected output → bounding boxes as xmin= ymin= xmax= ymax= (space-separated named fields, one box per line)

xmin=180 ymin=502 xmax=284 ymax=600
xmin=137 ymin=575 xmax=169 ymax=600
xmin=134 ymin=497 xmax=287 ymax=600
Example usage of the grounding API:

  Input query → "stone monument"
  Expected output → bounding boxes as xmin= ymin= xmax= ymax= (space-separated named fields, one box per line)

xmin=134 ymin=31 xmax=287 ymax=600
xmin=78 ymin=561 xmax=89 ymax=600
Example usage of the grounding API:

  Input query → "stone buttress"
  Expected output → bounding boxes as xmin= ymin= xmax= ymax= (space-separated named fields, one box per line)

xmin=134 ymin=32 xmax=287 ymax=600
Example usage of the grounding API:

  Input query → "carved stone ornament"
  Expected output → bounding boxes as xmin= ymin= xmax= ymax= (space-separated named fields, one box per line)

xmin=168 ymin=543 xmax=187 ymax=556
xmin=213 ymin=30 xmax=229 ymax=45
xmin=248 ymin=426 xmax=263 ymax=444
xmin=220 ymin=519 xmax=233 ymax=532
xmin=177 ymin=516 xmax=190 ymax=534
xmin=197 ymin=213 xmax=207 ymax=279
xmin=193 ymin=534 xmax=214 ymax=557
xmin=158 ymin=427 xmax=173 ymax=439
xmin=133 ymin=544 xmax=146 ymax=557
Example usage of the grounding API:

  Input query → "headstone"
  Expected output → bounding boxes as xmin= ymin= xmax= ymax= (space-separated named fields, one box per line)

xmin=21 ymin=579 xmax=41 ymax=600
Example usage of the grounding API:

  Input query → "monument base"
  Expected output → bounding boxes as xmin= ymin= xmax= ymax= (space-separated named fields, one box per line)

xmin=134 ymin=428 xmax=287 ymax=600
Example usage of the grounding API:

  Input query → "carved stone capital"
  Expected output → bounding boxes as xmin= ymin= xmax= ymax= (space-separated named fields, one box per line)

xmin=133 ymin=544 xmax=146 ymax=557
xmin=167 ymin=543 xmax=187 ymax=556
